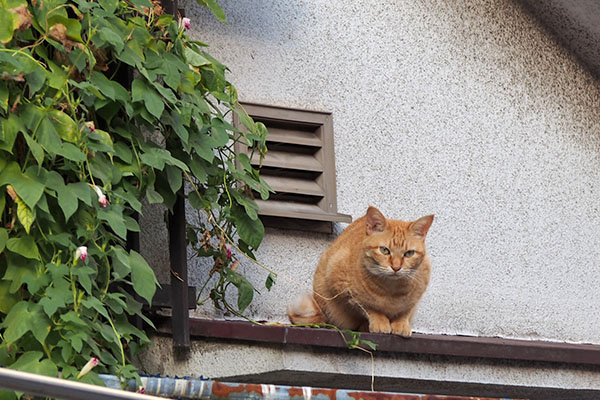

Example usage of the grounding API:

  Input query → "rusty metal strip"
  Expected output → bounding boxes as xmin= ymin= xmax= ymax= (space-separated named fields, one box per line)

xmin=100 ymin=374 xmax=518 ymax=400
xmin=154 ymin=318 xmax=600 ymax=366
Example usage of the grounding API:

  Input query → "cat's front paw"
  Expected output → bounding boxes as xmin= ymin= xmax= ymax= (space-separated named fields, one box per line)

xmin=391 ymin=319 xmax=412 ymax=337
xmin=368 ymin=316 xmax=391 ymax=334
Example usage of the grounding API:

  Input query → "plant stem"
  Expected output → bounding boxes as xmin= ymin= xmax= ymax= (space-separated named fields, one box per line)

xmin=107 ymin=312 xmax=126 ymax=367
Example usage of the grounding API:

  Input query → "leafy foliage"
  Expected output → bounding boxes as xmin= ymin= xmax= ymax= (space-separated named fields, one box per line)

xmin=0 ymin=0 xmax=270 ymax=393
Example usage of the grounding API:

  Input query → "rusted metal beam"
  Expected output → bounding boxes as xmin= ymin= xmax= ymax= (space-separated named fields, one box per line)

xmin=155 ymin=318 xmax=600 ymax=366
xmin=100 ymin=374 xmax=517 ymax=400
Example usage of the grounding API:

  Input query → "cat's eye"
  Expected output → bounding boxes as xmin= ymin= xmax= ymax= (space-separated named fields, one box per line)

xmin=404 ymin=250 xmax=415 ymax=257
xmin=379 ymin=246 xmax=390 ymax=255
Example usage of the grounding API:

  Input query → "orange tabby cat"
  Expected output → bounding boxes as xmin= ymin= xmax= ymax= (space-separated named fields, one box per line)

xmin=287 ymin=206 xmax=434 ymax=337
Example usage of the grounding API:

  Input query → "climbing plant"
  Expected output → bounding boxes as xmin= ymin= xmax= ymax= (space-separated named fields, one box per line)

xmin=0 ymin=0 xmax=269 ymax=392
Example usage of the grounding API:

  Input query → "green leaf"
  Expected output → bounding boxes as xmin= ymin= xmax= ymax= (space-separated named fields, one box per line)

xmin=0 ymin=82 xmax=8 ymax=112
xmin=131 ymin=78 xmax=164 ymax=119
xmin=48 ymin=15 xmax=83 ymax=43
xmin=6 ymin=236 xmax=40 ymax=260
xmin=360 ymin=339 xmax=378 ymax=351
xmin=12 ymin=355 xmax=57 ymax=378
xmin=60 ymin=310 xmax=88 ymax=327
xmin=199 ymin=0 xmax=227 ymax=23
xmin=72 ymin=266 xmax=95 ymax=294
xmin=69 ymin=182 xmax=93 ymax=206
xmin=187 ymin=190 xmax=203 ymax=210
xmin=98 ymin=26 xmax=124 ymax=53
xmin=47 ymin=60 xmax=67 ymax=89
xmin=40 ymin=281 xmax=72 ymax=316
xmin=145 ymin=187 xmax=163 ymax=204
xmin=0 ymin=280 xmax=18 ymax=314
xmin=0 ymin=162 xmax=44 ymax=209
xmin=22 ymin=132 xmax=44 ymax=165
xmin=129 ymin=250 xmax=157 ymax=305
xmin=237 ymin=153 xmax=253 ymax=172
xmin=224 ymin=268 xmax=254 ymax=313
xmin=165 ymin=164 xmax=182 ymax=193
xmin=231 ymin=189 xmax=259 ymax=221
xmin=56 ymin=142 xmax=87 ymax=162
xmin=0 ymin=113 xmax=22 ymax=152
xmin=110 ymin=246 xmax=131 ymax=279
xmin=2 ymin=301 xmax=50 ymax=346
xmin=0 ymin=228 xmax=7 ymax=253
xmin=129 ymin=0 xmax=152 ymax=10
xmin=2 ymin=301 xmax=29 ymax=343
xmin=231 ymin=205 xmax=264 ymax=249
xmin=57 ymin=186 xmax=78 ymax=221
xmin=100 ymin=0 xmax=118 ymax=13
xmin=184 ymin=47 xmax=211 ymax=67
xmin=22 ymin=267 xmax=50 ymax=295
xmin=165 ymin=111 xmax=188 ymax=143
xmin=0 ymin=5 xmax=20 ymax=44
xmin=210 ymin=118 xmax=230 ymax=147
xmin=50 ymin=110 xmax=79 ymax=143
xmin=98 ymin=207 xmax=127 ymax=239
xmin=82 ymin=296 xmax=109 ymax=319
xmin=70 ymin=80 xmax=106 ymax=99
xmin=38 ymin=116 xmax=62 ymax=152
xmin=265 ymin=273 xmax=276 ymax=291
xmin=90 ymin=72 xmax=125 ymax=102
xmin=140 ymin=147 xmax=188 ymax=171
xmin=3 ymin=260 xmax=35 ymax=293
xmin=39 ymin=296 xmax=65 ymax=317
xmin=189 ymin=157 xmax=208 ymax=184
xmin=15 ymin=195 xmax=35 ymax=233
xmin=25 ymin=63 xmax=46 ymax=95
xmin=28 ymin=304 xmax=52 ymax=345
xmin=191 ymin=133 xmax=215 ymax=163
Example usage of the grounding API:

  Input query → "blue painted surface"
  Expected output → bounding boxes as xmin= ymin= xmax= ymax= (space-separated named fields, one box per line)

xmin=99 ymin=375 xmax=519 ymax=400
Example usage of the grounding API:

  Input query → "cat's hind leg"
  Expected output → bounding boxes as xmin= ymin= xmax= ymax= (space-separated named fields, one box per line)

xmin=287 ymin=293 xmax=325 ymax=325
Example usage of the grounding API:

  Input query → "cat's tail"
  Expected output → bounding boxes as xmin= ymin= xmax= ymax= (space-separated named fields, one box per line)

xmin=287 ymin=293 xmax=325 ymax=325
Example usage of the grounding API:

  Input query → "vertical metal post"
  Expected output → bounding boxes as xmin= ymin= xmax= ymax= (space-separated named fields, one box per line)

xmin=160 ymin=0 xmax=179 ymax=16
xmin=168 ymin=191 xmax=190 ymax=350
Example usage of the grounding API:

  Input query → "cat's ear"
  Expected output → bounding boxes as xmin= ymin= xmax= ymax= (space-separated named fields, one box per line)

xmin=366 ymin=206 xmax=387 ymax=235
xmin=411 ymin=214 xmax=434 ymax=237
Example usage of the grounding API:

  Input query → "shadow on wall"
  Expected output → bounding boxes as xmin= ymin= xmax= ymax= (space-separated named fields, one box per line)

xmin=424 ymin=0 xmax=600 ymax=152
xmin=185 ymin=1 xmax=305 ymax=42
xmin=515 ymin=0 xmax=600 ymax=81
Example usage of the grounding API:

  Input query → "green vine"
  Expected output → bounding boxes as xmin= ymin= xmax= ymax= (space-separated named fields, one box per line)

xmin=0 ymin=0 xmax=270 ymax=394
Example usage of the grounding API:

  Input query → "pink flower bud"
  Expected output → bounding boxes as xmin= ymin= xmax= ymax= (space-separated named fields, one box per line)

xmin=85 ymin=121 xmax=95 ymax=132
xmin=75 ymin=246 xmax=88 ymax=262
xmin=181 ymin=17 xmax=191 ymax=30
xmin=91 ymin=185 xmax=109 ymax=207
xmin=77 ymin=357 xmax=98 ymax=379
xmin=225 ymin=244 xmax=232 ymax=259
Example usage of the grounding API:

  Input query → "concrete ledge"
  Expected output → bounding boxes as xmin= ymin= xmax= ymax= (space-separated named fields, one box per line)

xmin=154 ymin=317 xmax=600 ymax=366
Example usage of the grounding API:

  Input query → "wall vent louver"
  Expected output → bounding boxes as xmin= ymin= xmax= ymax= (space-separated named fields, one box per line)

xmin=234 ymin=103 xmax=351 ymax=232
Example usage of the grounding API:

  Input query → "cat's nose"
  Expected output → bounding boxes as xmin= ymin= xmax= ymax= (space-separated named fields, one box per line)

xmin=391 ymin=261 xmax=402 ymax=272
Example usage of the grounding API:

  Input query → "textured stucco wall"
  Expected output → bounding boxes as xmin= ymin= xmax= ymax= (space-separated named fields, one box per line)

xmin=140 ymin=336 xmax=600 ymax=392
xmin=141 ymin=0 xmax=600 ymax=390
xmin=175 ymin=0 xmax=600 ymax=343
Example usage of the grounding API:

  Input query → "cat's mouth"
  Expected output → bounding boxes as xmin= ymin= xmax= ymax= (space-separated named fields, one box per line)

xmin=390 ymin=267 xmax=417 ymax=279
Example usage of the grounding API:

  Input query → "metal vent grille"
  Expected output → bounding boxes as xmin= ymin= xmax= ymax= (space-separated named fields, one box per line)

xmin=234 ymin=103 xmax=351 ymax=231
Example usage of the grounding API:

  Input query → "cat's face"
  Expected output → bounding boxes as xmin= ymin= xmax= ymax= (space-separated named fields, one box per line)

xmin=361 ymin=207 xmax=433 ymax=280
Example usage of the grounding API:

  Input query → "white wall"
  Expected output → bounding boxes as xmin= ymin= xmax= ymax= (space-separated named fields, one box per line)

xmin=180 ymin=0 xmax=600 ymax=344
xmin=141 ymin=0 xmax=600 ymax=391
